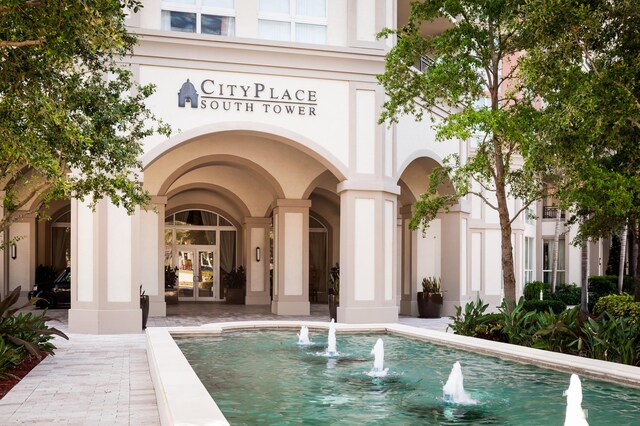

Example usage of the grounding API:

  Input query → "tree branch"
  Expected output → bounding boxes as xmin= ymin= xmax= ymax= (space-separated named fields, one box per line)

xmin=468 ymin=190 xmax=499 ymax=211
xmin=0 ymin=39 xmax=46 ymax=48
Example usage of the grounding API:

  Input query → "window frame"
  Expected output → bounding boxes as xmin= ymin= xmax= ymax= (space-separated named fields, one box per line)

xmin=161 ymin=0 xmax=236 ymax=36
xmin=258 ymin=0 xmax=327 ymax=44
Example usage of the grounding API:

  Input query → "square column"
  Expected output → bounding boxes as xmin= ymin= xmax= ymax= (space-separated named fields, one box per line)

xmin=271 ymin=199 xmax=311 ymax=316
xmin=68 ymin=198 xmax=142 ymax=334
xmin=139 ymin=196 xmax=167 ymax=317
xmin=337 ymin=189 xmax=398 ymax=323
xmin=399 ymin=205 xmax=416 ymax=316
xmin=439 ymin=208 xmax=470 ymax=316
xmin=243 ymin=217 xmax=271 ymax=305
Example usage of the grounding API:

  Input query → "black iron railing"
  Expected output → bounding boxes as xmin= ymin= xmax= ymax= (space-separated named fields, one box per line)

xmin=542 ymin=206 xmax=565 ymax=219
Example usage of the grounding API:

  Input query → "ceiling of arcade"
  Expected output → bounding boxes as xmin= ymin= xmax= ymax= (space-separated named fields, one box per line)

xmin=398 ymin=157 xmax=453 ymax=207
xmin=144 ymin=132 xmax=339 ymax=220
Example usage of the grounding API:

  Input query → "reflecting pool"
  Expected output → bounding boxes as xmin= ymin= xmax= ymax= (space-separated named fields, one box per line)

xmin=175 ymin=331 xmax=640 ymax=425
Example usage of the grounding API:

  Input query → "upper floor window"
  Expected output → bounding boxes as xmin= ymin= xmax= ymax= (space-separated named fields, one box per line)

xmin=258 ymin=0 xmax=327 ymax=44
xmin=162 ymin=0 xmax=235 ymax=36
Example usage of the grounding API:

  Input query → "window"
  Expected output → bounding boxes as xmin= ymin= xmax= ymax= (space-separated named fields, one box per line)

xmin=51 ymin=210 xmax=71 ymax=272
xmin=543 ymin=239 xmax=565 ymax=284
xmin=525 ymin=204 xmax=535 ymax=225
xmin=162 ymin=0 xmax=235 ymax=36
xmin=258 ymin=0 xmax=327 ymax=44
xmin=524 ymin=237 xmax=534 ymax=284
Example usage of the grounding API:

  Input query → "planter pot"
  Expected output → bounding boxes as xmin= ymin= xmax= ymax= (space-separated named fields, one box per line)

xmin=417 ymin=292 xmax=443 ymax=318
xmin=140 ymin=295 xmax=150 ymax=330
xmin=165 ymin=288 xmax=178 ymax=305
xmin=225 ymin=288 xmax=245 ymax=304
xmin=328 ymin=294 xmax=338 ymax=322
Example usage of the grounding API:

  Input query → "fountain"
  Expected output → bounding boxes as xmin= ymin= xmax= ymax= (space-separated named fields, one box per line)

xmin=563 ymin=374 xmax=589 ymax=426
xmin=366 ymin=338 xmax=389 ymax=377
xmin=297 ymin=326 xmax=311 ymax=345
xmin=326 ymin=319 xmax=338 ymax=356
xmin=443 ymin=361 xmax=475 ymax=404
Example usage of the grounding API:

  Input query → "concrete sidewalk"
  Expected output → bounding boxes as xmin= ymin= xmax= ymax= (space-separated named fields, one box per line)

xmin=0 ymin=303 xmax=451 ymax=425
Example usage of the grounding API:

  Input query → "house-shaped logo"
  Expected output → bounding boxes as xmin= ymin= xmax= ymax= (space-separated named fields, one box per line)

xmin=178 ymin=79 xmax=199 ymax=108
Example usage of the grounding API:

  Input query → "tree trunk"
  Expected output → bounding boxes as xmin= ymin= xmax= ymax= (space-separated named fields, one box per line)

xmin=631 ymin=223 xmax=638 ymax=282
xmin=580 ymin=239 xmax=590 ymax=315
xmin=632 ymin=221 xmax=640 ymax=301
xmin=551 ymin=207 xmax=562 ymax=293
xmin=618 ymin=223 xmax=628 ymax=293
xmin=633 ymin=221 xmax=640 ymax=302
xmin=494 ymin=175 xmax=516 ymax=306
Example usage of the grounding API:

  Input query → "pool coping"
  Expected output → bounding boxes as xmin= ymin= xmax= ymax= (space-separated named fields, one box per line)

xmin=146 ymin=321 xmax=640 ymax=426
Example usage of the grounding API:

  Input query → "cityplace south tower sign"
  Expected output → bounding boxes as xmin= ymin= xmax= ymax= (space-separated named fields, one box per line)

xmin=178 ymin=78 xmax=318 ymax=116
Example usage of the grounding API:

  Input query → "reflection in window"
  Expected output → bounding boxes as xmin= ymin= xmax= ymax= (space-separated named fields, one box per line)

xmin=162 ymin=11 xmax=196 ymax=32
xmin=161 ymin=0 xmax=235 ymax=36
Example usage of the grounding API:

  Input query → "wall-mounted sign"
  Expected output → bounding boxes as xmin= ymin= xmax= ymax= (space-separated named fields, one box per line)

xmin=178 ymin=78 xmax=317 ymax=116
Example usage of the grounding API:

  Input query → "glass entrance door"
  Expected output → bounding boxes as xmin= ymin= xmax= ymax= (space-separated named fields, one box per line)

xmin=177 ymin=247 xmax=219 ymax=301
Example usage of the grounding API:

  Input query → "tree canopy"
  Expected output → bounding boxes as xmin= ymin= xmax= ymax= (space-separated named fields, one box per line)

xmin=520 ymin=0 xmax=640 ymax=299
xmin=0 ymin=0 xmax=169 ymax=236
xmin=378 ymin=0 xmax=543 ymax=304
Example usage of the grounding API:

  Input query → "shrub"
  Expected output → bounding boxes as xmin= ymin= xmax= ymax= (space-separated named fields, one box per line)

xmin=448 ymin=298 xmax=490 ymax=337
xmin=523 ymin=281 xmax=547 ymax=301
xmin=589 ymin=275 xmax=634 ymax=309
xmin=593 ymin=294 xmax=640 ymax=324
xmin=522 ymin=299 xmax=567 ymax=314
xmin=552 ymin=283 xmax=582 ymax=305
xmin=0 ymin=286 xmax=68 ymax=378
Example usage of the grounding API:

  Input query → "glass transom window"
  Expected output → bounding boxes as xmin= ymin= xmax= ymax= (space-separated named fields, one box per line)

xmin=162 ymin=0 xmax=235 ymax=36
xmin=258 ymin=0 xmax=327 ymax=44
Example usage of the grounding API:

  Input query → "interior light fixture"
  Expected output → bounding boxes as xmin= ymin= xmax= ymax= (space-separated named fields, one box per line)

xmin=10 ymin=243 xmax=16 ymax=260
xmin=255 ymin=246 xmax=261 ymax=262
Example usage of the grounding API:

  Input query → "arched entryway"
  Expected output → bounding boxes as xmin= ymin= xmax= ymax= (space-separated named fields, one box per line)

xmin=141 ymin=125 xmax=345 ymax=316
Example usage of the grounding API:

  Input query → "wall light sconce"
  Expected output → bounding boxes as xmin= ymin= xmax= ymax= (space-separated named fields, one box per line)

xmin=10 ymin=243 xmax=16 ymax=260
xmin=255 ymin=246 xmax=261 ymax=262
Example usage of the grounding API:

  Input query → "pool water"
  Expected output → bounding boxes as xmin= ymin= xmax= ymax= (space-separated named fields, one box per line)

xmin=176 ymin=330 xmax=640 ymax=425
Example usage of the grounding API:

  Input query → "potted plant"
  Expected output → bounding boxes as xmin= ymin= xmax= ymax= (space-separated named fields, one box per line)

xmin=164 ymin=265 xmax=178 ymax=304
xmin=140 ymin=285 xmax=149 ymax=330
xmin=417 ymin=276 xmax=443 ymax=318
xmin=328 ymin=263 xmax=339 ymax=321
xmin=224 ymin=266 xmax=246 ymax=304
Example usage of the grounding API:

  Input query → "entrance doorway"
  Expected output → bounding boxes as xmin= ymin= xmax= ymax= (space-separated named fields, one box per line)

xmin=177 ymin=246 xmax=219 ymax=301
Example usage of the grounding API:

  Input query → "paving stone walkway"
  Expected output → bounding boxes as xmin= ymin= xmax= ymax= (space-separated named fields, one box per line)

xmin=0 ymin=303 xmax=450 ymax=425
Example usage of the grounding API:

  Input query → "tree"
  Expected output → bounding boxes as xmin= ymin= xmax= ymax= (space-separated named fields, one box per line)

xmin=521 ymin=0 xmax=640 ymax=301
xmin=0 ymin=0 xmax=169 ymax=239
xmin=378 ymin=0 xmax=544 ymax=305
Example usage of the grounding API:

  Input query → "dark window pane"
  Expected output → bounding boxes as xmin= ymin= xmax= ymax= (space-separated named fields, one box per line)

xmin=202 ymin=15 xmax=234 ymax=36
xmin=171 ymin=11 xmax=196 ymax=33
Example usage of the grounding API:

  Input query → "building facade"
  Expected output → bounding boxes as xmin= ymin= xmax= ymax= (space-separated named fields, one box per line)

xmin=1 ymin=0 xmax=604 ymax=333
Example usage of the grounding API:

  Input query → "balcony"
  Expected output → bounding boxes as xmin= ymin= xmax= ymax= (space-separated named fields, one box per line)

xmin=542 ymin=206 xmax=565 ymax=219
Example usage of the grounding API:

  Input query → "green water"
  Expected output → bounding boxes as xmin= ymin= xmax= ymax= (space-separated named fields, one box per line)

xmin=175 ymin=330 xmax=640 ymax=425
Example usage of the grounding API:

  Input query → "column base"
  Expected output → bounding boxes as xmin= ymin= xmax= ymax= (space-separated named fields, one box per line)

xmin=271 ymin=300 xmax=310 ymax=315
xmin=69 ymin=308 xmax=142 ymax=334
xmin=149 ymin=300 xmax=166 ymax=317
xmin=337 ymin=306 xmax=398 ymax=323
xmin=400 ymin=299 xmax=418 ymax=317
xmin=246 ymin=294 xmax=271 ymax=305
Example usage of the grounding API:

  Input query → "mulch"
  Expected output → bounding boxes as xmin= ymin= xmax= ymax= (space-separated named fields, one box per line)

xmin=0 ymin=355 xmax=46 ymax=399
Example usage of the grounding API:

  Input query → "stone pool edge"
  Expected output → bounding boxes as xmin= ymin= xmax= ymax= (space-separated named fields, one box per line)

xmin=146 ymin=321 xmax=640 ymax=426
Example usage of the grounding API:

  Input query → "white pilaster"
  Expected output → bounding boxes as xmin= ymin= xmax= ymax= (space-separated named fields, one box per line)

xmin=243 ymin=217 xmax=271 ymax=305
xmin=271 ymin=199 xmax=311 ymax=316
xmin=139 ymin=196 xmax=167 ymax=317
xmin=337 ymin=188 xmax=398 ymax=323
xmin=69 ymin=198 xmax=142 ymax=334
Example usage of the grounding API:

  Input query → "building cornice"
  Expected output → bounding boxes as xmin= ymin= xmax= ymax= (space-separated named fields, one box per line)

xmin=125 ymin=29 xmax=386 ymax=83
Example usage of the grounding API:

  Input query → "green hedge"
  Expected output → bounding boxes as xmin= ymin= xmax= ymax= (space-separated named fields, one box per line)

xmin=523 ymin=281 xmax=547 ymax=301
xmin=588 ymin=275 xmax=634 ymax=310
xmin=522 ymin=299 xmax=567 ymax=314
xmin=593 ymin=293 xmax=640 ymax=324
xmin=524 ymin=281 xmax=582 ymax=306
